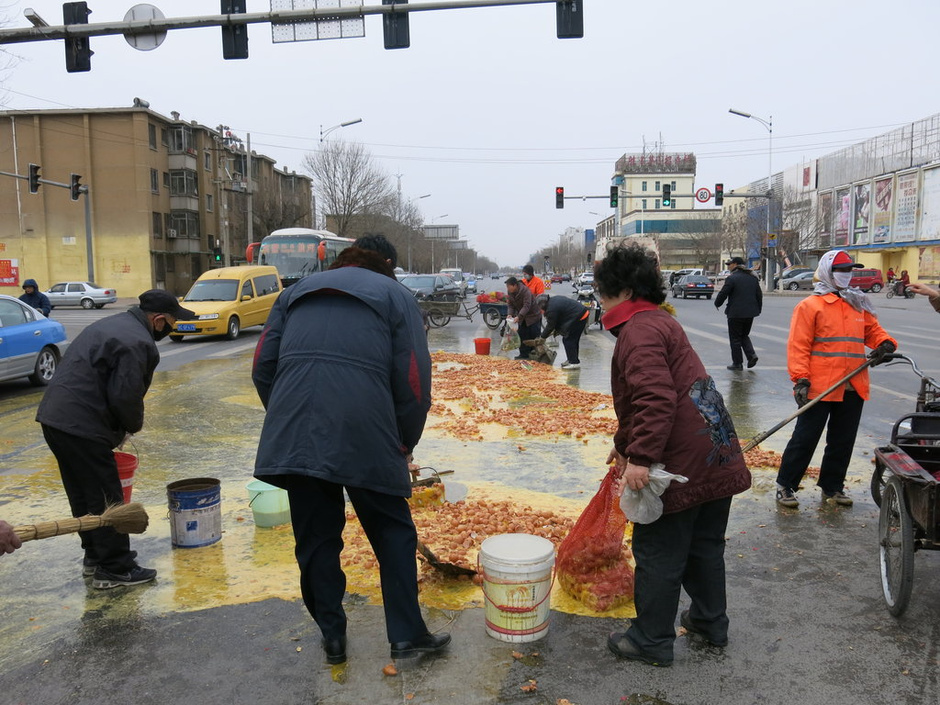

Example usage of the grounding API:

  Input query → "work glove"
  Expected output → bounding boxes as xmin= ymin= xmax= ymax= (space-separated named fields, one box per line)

xmin=867 ymin=340 xmax=897 ymax=367
xmin=793 ymin=378 xmax=810 ymax=408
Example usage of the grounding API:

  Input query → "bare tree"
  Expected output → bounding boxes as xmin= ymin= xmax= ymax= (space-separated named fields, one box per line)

xmin=252 ymin=191 xmax=312 ymax=236
xmin=303 ymin=140 xmax=394 ymax=237
xmin=779 ymin=185 xmax=819 ymax=264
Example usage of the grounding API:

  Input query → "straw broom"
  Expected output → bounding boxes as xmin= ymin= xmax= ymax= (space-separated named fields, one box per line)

xmin=12 ymin=502 xmax=150 ymax=543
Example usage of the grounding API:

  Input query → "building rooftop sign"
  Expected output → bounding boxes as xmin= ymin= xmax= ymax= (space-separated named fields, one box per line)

xmin=615 ymin=152 xmax=697 ymax=175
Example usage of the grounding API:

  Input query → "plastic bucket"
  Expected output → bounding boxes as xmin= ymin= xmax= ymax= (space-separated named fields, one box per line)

xmin=167 ymin=478 xmax=222 ymax=548
xmin=474 ymin=337 xmax=491 ymax=355
xmin=114 ymin=451 xmax=138 ymax=504
xmin=479 ymin=533 xmax=555 ymax=643
xmin=246 ymin=480 xmax=291 ymax=528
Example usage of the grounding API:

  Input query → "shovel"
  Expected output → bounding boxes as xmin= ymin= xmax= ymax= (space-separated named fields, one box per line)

xmin=742 ymin=358 xmax=876 ymax=452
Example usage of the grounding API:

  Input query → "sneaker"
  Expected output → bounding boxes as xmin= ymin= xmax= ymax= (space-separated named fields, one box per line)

xmin=92 ymin=565 xmax=157 ymax=590
xmin=747 ymin=356 xmax=759 ymax=369
xmin=82 ymin=558 xmax=98 ymax=577
xmin=776 ymin=487 xmax=799 ymax=508
xmin=560 ymin=362 xmax=580 ymax=369
xmin=726 ymin=364 xmax=743 ymax=371
xmin=822 ymin=490 xmax=853 ymax=506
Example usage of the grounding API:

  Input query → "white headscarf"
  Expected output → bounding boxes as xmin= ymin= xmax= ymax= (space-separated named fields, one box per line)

xmin=812 ymin=250 xmax=876 ymax=314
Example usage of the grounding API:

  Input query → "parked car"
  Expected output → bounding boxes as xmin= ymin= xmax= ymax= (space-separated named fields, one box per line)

xmin=671 ymin=275 xmax=715 ymax=299
xmin=171 ymin=265 xmax=282 ymax=341
xmin=439 ymin=268 xmax=467 ymax=297
xmin=774 ymin=267 xmax=813 ymax=289
xmin=850 ymin=268 xmax=884 ymax=292
xmin=576 ymin=272 xmax=594 ymax=287
xmin=399 ymin=274 xmax=461 ymax=302
xmin=45 ymin=281 xmax=117 ymax=310
xmin=0 ymin=294 xmax=69 ymax=386
xmin=781 ymin=271 xmax=816 ymax=291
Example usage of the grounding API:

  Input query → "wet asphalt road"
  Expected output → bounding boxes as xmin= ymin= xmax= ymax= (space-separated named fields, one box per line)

xmin=1 ymin=291 xmax=939 ymax=705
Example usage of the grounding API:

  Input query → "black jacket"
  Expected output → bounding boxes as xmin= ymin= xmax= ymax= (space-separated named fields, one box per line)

xmin=715 ymin=269 xmax=762 ymax=318
xmin=252 ymin=265 xmax=432 ymax=498
xmin=19 ymin=279 xmax=51 ymax=317
xmin=36 ymin=308 xmax=159 ymax=447
xmin=541 ymin=295 xmax=588 ymax=338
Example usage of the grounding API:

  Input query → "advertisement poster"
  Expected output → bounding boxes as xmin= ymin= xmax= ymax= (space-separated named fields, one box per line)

xmin=918 ymin=167 xmax=940 ymax=242
xmin=919 ymin=246 xmax=940 ymax=279
xmin=895 ymin=171 xmax=919 ymax=242
xmin=853 ymin=182 xmax=871 ymax=244
xmin=834 ymin=188 xmax=850 ymax=247
xmin=0 ymin=258 xmax=20 ymax=286
xmin=818 ymin=191 xmax=833 ymax=249
xmin=872 ymin=177 xmax=893 ymax=244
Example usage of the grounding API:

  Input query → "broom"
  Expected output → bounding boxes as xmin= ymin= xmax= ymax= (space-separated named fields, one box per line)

xmin=12 ymin=502 xmax=150 ymax=543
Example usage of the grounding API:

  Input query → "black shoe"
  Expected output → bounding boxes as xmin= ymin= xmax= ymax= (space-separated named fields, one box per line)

xmin=747 ymin=356 xmax=759 ymax=368
xmin=82 ymin=558 xmax=99 ymax=577
xmin=91 ymin=565 xmax=157 ymax=590
xmin=322 ymin=635 xmax=347 ymax=665
xmin=390 ymin=632 xmax=451 ymax=659
xmin=726 ymin=364 xmax=743 ymax=371
xmin=679 ymin=610 xmax=728 ymax=647
xmin=606 ymin=631 xmax=672 ymax=667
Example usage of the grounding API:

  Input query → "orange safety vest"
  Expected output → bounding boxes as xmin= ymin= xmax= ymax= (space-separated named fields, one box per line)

xmin=787 ymin=293 xmax=896 ymax=402
xmin=524 ymin=276 xmax=545 ymax=297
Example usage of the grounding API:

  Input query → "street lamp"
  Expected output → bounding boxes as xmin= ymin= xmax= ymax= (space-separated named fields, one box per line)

xmin=319 ymin=118 xmax=363 ymax=142
xmin=407 ymin=193 xmax=431 ymax=272
xmin=429 ymin=214 xmax=448 ymax=272
xmin=729 ymin=108 xmax=774 ymax=291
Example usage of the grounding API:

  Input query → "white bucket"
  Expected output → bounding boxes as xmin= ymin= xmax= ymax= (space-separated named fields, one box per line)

xmin=478 ymin=533 xmax=555 ymax=643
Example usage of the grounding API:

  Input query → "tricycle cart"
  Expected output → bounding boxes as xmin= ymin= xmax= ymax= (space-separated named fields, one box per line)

xmin=417 ymin=298 xmax=479 ymax=328
xmin=478 ymin=301 xmax=508 ymax=330
xmin=869 ymin=354 xmax=940 ymax=617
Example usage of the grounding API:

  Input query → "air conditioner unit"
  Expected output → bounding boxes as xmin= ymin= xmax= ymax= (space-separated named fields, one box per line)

xmin=167 ymin=228 xmax=178 ymax=238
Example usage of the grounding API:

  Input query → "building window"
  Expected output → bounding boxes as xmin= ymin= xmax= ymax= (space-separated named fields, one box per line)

xmin=670 ymin=199 xmax=676 ymax=209
xmin=166 ymin=255 xmax=175 ymax=273
xmin=204 ymin=151 xmax=212 ymax=171
xmin=150 ymin=168 xmax=159 ymax=193
xmin=169 ymin=125 xmax=195 ymax=154
xmin=642 ymin=199 xmax=647 ymax=210
xmin=154 ymin=253 xmax=166 ymax=281
xmin=206 ymin=194 xmax=213 ymax=212
xmin=163 ymin=172 xmax=170 ymax=189
xmin=161 ymin=128 xmax=169 ymax=147
xmin=170 ymin=170 xmax=199 ymax=197
xmin=671 ymin=181 xmax=676 ymax=191
xmin=169 ymin=211 xmax=201 ymax=239
xmin=641 ymin=181 xmax=647 ymax=192
xmin=655 ymin=181 xmax=661 ymax=191
xmin=148 ymin=124 xmax=157 ymax=150
xmin=152 ymin=211 xmax=163 ymax=238
xmin=655 ymin=199 xmax=661 ymax=209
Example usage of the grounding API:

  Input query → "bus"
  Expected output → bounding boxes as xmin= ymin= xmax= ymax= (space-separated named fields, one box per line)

xmin=246 ymin=228 xmax=354 ymax=287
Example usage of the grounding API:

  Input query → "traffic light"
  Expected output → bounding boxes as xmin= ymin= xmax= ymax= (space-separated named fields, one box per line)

xmin=609 ymin=185 xmax=618 ymax=208
xmin=63 ymin=2 xmax=93 ymax=73
xmin=382 ymin=0 xmax=410 ymax=50
xmin=28 ymin=164 xmax=41 ymax=194
xmin=70 ymin=174 xmax=82 ymax=201
xmin=662 ymin=184 xmax=671 ymax=207
xmin=221 ymin=0 xmax=249 ymax=60
xmin=556 ymin=1 xmax=583 ymax=39
xmin=212 ymin=247 xmax=223 ymax=263
xmin=555 ymin=186 xmax=565 ymax=209
xmin=714 ymin=183 xmax=724 ymax=207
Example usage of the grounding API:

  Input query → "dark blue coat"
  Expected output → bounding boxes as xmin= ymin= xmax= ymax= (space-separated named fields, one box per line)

xmin=20 ymin=279 xmax=51 ymax=316
xmin=252 ymin=266 xmax=432 ymax=498
xmin=540 ymin=295 xmax=588 ymax=338
xmin=714 ymin=269 xmax=762 ymax=318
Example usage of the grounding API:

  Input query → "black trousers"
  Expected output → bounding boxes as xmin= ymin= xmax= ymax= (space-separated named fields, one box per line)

xmin=517 ymin=320 xmax=542 ymax=359
xmin=561 ymin=316 xmax=588 ymax=364
xmin=626 ymin=497 xmax=733 ymax=661
xmin=285 ymin=475 xmax=428 ymax=643
xmin=726 ymin=317 xmax=756 ymax=366
xmin=41 ymin=424 xmax=137 ymax=571
xmin=775 ymin=390 xmax=864 ymax=494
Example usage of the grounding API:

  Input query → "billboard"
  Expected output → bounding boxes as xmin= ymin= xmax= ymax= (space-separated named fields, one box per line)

xmin=852 ymin=182 xmax=871 ymax=244
xmin=872 ymin=177 xmax=893 ymax=244
xmin=834 ymin=188 xmax=850 ymax=247
xmin=895 ymin=171 xmax=919 ymax=242
xmin=919 ymin=167 xmax=940 ymax=242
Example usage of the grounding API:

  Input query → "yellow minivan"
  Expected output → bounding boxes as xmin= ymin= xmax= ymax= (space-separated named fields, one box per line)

xmin=170 ymin=266 xmax=282 ymax=341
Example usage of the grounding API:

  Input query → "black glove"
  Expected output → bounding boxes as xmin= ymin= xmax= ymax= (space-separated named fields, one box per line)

xmin=793 ymin=378 xmax=810 ymax=408
xmin=868 ymin=340 xmax=897 ymax=367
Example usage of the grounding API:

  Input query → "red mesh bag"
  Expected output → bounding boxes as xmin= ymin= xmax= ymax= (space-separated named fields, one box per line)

xmin=556 ymin=467 xmax=635 ymax=611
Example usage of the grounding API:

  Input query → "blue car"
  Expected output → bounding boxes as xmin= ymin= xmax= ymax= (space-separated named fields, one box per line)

xmin=0 ymin=294 xmax=69 ymax=386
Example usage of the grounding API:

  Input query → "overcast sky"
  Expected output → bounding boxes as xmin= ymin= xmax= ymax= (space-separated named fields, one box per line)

xmin=2 ymin=0 xmax=939 ymax=267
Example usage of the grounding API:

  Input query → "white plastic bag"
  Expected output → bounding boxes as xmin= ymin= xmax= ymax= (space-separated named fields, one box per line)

xmin=619 ymin=463 xmax=689 ymax=524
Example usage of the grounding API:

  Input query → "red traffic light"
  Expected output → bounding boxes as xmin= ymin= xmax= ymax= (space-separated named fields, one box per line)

xmin=555 ymin=186 xmax=565 ymax=209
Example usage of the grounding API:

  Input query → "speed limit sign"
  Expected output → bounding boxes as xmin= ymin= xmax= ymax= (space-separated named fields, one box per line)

xmin=695 ymin=187 xmax=712 ymax=203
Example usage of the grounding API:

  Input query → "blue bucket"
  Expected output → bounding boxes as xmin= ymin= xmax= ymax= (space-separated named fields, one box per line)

xmin=167 ymin=478 xmax=222 ymax=548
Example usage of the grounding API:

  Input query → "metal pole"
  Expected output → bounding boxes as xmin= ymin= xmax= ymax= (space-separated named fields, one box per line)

xmin=246 ymin=133 xmax=253 ymax=257
xmin=766 ymin=116 xmax=774 ymax=292
xmin=83 ymin=186 xmax=94 ymax=281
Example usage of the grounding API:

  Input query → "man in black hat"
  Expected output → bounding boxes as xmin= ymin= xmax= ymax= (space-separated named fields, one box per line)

xmin=714 ymin=257 xmax=762 ymax=371
xmin=36 ymin=290 xmax=195 ymax=589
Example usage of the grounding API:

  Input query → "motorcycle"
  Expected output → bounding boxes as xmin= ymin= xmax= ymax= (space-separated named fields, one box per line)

xmin=574 ymin=284 xmax=603 ymax=329
xmin=886 ymin=280 xmax=915 ymax=299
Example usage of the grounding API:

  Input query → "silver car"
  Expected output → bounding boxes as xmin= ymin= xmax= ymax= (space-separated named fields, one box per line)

xmin=781 ymin=271 xmax=816 ymax=291
xmin=46 ymin=281 xmax=117 ymax=309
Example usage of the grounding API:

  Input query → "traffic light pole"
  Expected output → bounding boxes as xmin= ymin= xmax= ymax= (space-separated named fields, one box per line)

xmin=83 ymin=185 xmax=95 ymax=282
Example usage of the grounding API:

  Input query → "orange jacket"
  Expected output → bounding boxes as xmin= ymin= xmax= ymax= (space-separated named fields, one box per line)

xmin=524 ymin=276 xmax=545 ymax=297
xmin=787 ymin=293 xmax=896 ymax=402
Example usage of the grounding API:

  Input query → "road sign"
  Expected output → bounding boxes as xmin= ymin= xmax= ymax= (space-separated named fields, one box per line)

xmin=123 ymin=4 xmax=167 ymax=51
xmin=695 ymin=187 xmax=712 ymax=203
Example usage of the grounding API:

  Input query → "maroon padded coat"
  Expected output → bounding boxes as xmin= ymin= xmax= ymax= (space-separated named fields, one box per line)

xmin=604 ymin=299 xmax=751 ymax=514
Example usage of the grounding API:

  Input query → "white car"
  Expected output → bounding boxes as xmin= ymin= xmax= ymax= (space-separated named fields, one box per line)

xmin=576 ymin=272 xmax=594 ymax=287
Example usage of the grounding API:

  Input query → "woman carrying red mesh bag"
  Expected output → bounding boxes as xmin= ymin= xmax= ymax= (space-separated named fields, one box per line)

xmin=594 ymin=243 xmax=751 ymax=668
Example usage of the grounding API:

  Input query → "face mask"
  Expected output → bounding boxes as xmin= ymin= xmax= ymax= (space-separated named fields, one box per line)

xmin=152 ymin=317 xmax=173 ymax=341
xmin=833 ymin=271 xmax=854 ymax=289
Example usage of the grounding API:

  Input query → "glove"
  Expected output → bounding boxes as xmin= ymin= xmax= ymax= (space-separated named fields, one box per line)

xmin=793 ymin=378 xmax=810 ymax=408
xmin=868 ymin=340 xmax=897 ymax=367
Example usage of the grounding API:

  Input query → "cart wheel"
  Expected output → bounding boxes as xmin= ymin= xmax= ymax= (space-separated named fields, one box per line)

xmin=879 ymin=476 xmax=914 ymax=617
xmin=870 ymin=460 xmax=887 ymax=507
xmin=428 ymin=311 xmax=450 ymax=328
xmin=483 ymin=308 xmax=502 ymax=329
